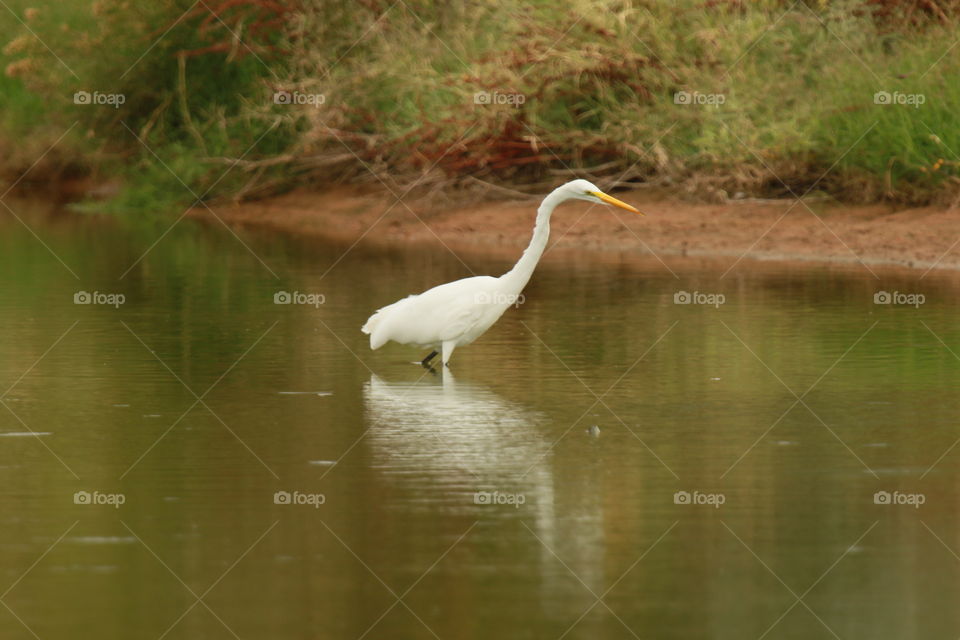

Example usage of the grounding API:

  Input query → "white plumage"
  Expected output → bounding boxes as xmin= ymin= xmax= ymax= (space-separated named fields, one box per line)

xmin=362 ymin=179 xmax=642 ymax=368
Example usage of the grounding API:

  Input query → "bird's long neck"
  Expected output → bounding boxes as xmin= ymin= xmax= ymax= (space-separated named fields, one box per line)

xmin=500 ymin=188 xmax=564 ymax=293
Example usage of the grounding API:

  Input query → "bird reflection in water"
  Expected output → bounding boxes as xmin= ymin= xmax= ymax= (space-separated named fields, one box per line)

xmin=363 ymin=371 xmax=608 ymax=616
xmin=363 ymin=371 xmax=550 ymax=489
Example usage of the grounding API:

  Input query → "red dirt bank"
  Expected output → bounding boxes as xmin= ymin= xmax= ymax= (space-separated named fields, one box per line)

xmin=198 ymin=186 xmax=960 ymax=274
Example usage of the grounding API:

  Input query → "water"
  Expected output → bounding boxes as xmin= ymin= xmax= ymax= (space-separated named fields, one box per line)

xmin=2 ymin=199 xmax=960 ymax=638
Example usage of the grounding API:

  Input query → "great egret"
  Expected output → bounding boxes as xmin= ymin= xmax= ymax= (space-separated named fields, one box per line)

xmin=361 ymin=179 xmax=642 ymax=368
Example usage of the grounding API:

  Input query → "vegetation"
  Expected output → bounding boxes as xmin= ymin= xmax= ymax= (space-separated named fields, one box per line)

xmin=1 ymin=0 xmax=960 ymax=211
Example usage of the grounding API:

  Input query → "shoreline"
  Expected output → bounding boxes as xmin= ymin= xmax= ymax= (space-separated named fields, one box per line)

xmin=194 ymin=186 xmax=960 ymax=277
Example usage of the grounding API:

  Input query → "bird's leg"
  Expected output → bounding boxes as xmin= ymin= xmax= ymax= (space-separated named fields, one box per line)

xmin=420 ymin=350 xmax=439 ymax=368
xmin=441 ymin=340 xmax=456 ymax=369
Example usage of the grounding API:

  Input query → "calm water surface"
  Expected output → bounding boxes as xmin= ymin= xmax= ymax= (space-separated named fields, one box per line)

xmin=2 ymin=200 xmax=960 ymax=639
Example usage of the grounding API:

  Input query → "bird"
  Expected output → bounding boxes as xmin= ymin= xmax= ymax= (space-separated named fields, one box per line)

xmin=361 ymin=179 xmax=643 ymax=369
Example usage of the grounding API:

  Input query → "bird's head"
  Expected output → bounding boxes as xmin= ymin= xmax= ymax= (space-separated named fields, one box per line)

xmin=560 ymin=179 xmax=643 ymax=215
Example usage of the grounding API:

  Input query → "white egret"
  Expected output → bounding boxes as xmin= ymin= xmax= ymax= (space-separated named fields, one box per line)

xmin=361 ymin=179 xmax=643 ymax=368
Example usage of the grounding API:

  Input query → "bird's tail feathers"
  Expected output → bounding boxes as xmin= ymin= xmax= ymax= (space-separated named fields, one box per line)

xmin=362 ymin=297 xmax=411 ymax=346
xmin=361 ymin=309 xmax=385 ymax=335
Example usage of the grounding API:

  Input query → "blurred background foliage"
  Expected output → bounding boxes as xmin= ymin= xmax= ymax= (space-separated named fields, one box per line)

xmin=1 ymin=0 xmax=960 ymax=212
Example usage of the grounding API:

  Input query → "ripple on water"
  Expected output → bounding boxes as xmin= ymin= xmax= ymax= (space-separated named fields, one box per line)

xmin=278 ymin=391 xmax=332 ymax=396
xmin=68 ymin=536 xmax=136 ymax=545
xmin=869 ymin=467 xmax=929 ymax=476
xmin=49 ymin=564 xmax=120 ymax=574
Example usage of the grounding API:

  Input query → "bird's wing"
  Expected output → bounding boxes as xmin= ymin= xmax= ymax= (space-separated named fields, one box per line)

xmin=434 ymin=295 xmax=489 ymax=342
xmin=430 ymin=276 xmax=512 ymax=343
xmin=366 ymin=276 xmax=499 ymax=347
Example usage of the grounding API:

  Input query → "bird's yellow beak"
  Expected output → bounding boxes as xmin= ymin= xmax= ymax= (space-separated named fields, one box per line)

xmin=589 ymin=190 xmax=643 ymax=215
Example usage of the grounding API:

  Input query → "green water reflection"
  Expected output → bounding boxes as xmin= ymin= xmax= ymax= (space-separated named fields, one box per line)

xmin=1 ymin=200 xmax=959 ymax=639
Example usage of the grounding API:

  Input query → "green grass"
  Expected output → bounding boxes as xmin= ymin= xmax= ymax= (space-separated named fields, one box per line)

xmin=282 ymin=0 xmax=960 ymax=203
xmin=1 ymin=0 xmax=959 ymax=211
xmin=0 ymin=0 xmax=294 ymax=212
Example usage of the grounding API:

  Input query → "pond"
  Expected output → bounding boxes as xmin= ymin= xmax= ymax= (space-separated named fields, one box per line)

xmin=1 ymin=199 xmax=959 ymax=639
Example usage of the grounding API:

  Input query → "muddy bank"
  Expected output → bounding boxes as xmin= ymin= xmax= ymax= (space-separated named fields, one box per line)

xmin=196 ymin=186 xmax=960 ymax=275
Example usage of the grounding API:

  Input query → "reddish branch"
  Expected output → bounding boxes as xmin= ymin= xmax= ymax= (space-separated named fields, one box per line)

xmin=151 ymin=0 xmax=298 ymax=59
